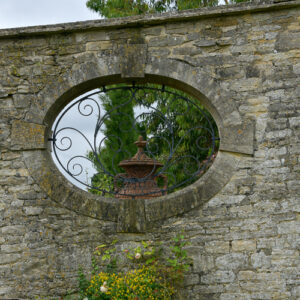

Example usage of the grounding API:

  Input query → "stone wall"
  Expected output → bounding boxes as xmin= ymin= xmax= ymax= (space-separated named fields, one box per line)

xmin=0 ymin=0 xmax=300 ymax=298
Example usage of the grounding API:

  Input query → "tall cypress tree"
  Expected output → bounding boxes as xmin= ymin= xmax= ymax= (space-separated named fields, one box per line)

xmin=89 ymin=88 xmax=139 ymax=195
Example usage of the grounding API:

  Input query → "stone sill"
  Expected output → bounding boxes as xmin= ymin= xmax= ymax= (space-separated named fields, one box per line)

xmin=0 ymin=0 xmax=299 ymax=39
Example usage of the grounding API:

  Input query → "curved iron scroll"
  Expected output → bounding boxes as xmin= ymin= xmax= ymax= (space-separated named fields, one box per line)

xmin=50 ymin=83 xmax=219 ymax=199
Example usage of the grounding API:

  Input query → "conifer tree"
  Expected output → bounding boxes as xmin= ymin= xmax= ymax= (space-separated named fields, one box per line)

xmin=87 ymin=0 xmax=249 ymax=18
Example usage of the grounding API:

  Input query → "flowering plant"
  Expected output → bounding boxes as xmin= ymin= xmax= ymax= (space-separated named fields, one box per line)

xmin=78 ymin=234 xmax=191 ymax=300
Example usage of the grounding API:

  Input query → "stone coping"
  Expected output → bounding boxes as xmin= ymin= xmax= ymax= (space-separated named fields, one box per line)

xmin=0 ymin=0 xmax=299 ymax=38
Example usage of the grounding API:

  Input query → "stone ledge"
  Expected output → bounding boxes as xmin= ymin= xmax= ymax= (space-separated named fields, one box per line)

xmin=0 ymin=0 xmax=299 ymax=39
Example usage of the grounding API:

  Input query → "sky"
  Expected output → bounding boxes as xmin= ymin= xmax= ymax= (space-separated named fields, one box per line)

xmin=0 ymin=0 xmax=101 ymax=29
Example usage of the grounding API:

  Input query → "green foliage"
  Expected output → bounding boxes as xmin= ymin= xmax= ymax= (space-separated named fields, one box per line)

xmin=86 ymin=0 xmax=250 ymax=18
xmin=98 ymin=88 xmax=138 ymax=175
xmin=86 ymin=0 xmax=152 ymax=18
xmin=87 ymin=84 xmax=219 ymax=195
xmin=78 ymin=267 xmax=90 ymax=298
xmin=168 ymin=234 xmax=190 ymax=273
xmin=85 ymin=266 xmax=174 ymax=299
xmin=88 ymin=173 xmax=113 ymax=196
xmin=85 ymin=0 xmax=245 ymax=196
xmin=137 ymin=87 xmax=219 ymax=189
xmin=86 ymin=0 xmax=246 ymax=198
xmin=77 ymin=234 xmax=191 ymax=299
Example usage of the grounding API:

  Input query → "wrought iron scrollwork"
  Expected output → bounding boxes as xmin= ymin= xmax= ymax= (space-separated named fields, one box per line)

xmin=50 ymin=83 xmax=219 ymax=198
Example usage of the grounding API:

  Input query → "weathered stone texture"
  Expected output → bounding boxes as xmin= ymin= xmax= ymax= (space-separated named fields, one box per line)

xmin=10 ymin=120 xmax=46 ymax=150
xmin=0 ymin=0 xmax=299 ymax=299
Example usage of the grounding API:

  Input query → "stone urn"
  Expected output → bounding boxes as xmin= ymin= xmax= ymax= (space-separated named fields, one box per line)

xmin=114 ymin=136 xmax=167 ymax=199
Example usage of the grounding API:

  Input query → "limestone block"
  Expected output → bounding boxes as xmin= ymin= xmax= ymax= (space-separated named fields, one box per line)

xmin=206 ymin=195 xmax=246 ymax=207
xmin=278 ymin=221 xmax=300 ymax=234
xmin=1 ymin=225 xmax=26 ymax=235
xmin=205 ymin=241 xmax=230 ymax=254
xmin=220 ymin=294 xmax=251 ymax=300
xmin=291 ymin=286 xmax=300 ymax=297
xmin=119 ymin=44 xmax=147 ymax=78
xmin=17 ymin=191 xmax=37 ymax=200
xmin=216 ymin=253 xmax=248 ymax=270
xmin=289 ymin=116 xmax=300 ymax=128
xmin=230 ymin=78 xmax=262 ymax=92
xmin=0 ymin=253 xmax=21 ymax=264
xmin=10 ymin=200 xmax=24 ymax=207
xmin=12 ymin=93 xmax=33 ymax=108
xmin=148 ymin=35 xmax=185 ymax=47
xmin=86 ymin=41 xmax=112 ymax=51
xmin=232 ymin=240 xmax=256 ymax=252
xmin=183 ymin=273 xmax=199 ymax=286
xmin=292 ymin=63 xmax=300 ymax=74
xmin=202 ymin=270 xmax=235 ymax=284
xmin=220 ymin=120 xmax=255 ymax=155
xmin=275 ymin=32 xmax=300 ymax=52
xmin=193 ymin=255 xmax=215 ymax=272
xmin=117 ymin=198 xmax=146 ymax=233
xmin=10 ymin=120 xmax=46 ymax=150
xmin=194 ymin=39 xmax=216 ymax=47
xmin=251 ymin=251 xmax=272 ymax=269
xmin=0 ymin=168 xmax=16 ymax=176
xmin=0 ymin=286 xmax=13 ymax=296
xmin=0 ymin=123 xmax=10 ymax=147
xmin=271 ymin=249 xmax=299 ymax=267
xmin=1 ymin=243 xmax=27 ymax=253
xmin=238 ymin=270 xmax=256 ymax=281
xmin=23 ymin=207 xmax=43 ymax=216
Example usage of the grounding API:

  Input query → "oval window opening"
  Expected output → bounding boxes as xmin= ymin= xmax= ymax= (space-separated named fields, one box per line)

xmin=50 ymin=83 xmax=219 ymax=199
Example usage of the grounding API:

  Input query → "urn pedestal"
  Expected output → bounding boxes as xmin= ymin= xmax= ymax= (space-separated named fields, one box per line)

xmin=115 ymin=136 xmax=167 ymax=199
